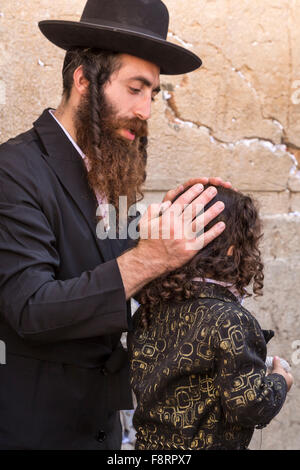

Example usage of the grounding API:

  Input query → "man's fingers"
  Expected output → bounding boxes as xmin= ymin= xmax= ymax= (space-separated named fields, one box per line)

xmin=180 ymin=185 xmax=218 ymax=222
xmin=138 ymin=202 xmax=170 ymax=238
xmin=189 ymin=201 xmax=225 ymax=235
xmin=202 ymin=221 xmax=226 ymax=248
xmin=162 ymin=185 xmax=184 ymax=203
xmin=208 ymin=177 xmax=232 ymax=188
xmin=158 ymin=201 xmax=172 ymax=216
xmin=185 ymin=221 xmax=226 ymax=252
xmin=162 ymin=178 xmax=210 ymax=204
xmin=142 ymin=202 xmax=172 ymax=225
xmin=208 ymin=177 xmax=237 ymax=191
xmin=163 ymin=177 xmax=233 ymax=206
xmin=180 ymin=177 xmax=209 ymax=190
xmin=171 ymin=184 xmax=204 ymax=216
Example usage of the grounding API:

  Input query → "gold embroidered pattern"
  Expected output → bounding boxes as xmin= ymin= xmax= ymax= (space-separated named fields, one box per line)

xmin=128 ymin=283 xmax=287 ymax=450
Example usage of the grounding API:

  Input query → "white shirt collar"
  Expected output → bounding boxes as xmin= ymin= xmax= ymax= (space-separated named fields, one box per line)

xmin=49 ymin=109 xmax=86 ymax=160
xmin=192 ymin=277 xmax=244 ymax=304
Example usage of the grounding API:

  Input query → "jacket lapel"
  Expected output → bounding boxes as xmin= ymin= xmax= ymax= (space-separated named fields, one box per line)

xmin=33 ymin=108 xmax=115 ymax=262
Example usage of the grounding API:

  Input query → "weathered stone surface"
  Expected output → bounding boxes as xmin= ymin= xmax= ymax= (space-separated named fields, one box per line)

xmin=260 ymin=214 xmax=300 ymax=259
xmin=290 ymin=192 xmax=300 ymax=213
xmin=288 ymin=171 xmax=300 ymax=191
xmin=164 ymin=0 xmax=294 ymax=144
xmin=0 ymin=0 xmax=84 ymax=140
xmin=284 ymin=0 xmax=300 ymax=149
xmin=247 ymin=191 xmax=290 ymax=215
xmin=143 ymin=190 xmax=291 ymax=216
xmin=245 ymin=257 xmax=300 ymax=450
xmin=147 ymin=95 xmax=294 ymax=191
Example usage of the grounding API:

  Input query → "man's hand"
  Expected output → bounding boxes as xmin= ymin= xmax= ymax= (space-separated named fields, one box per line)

xmin=162 ymin=177 xmax=233 ymax=204
xmin=117 ymin=184 xmax=225 ymax=299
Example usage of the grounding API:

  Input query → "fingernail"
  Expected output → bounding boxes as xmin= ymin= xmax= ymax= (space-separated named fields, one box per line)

xmin=208 ymin=187 xmax=217 ymax=196
xmin=159 ymin=201 xmax=171 ymax=214
xmin=218 ymin=222 xmax=226 ymax=230
xmin=195 ymin=184 xmax=203 ymax=191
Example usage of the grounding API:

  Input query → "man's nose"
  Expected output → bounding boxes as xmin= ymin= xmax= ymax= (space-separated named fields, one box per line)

xmin=134 ymin=96 xmax=152 ymax=121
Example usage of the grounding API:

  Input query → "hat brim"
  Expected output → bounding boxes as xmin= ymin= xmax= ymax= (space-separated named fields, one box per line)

xmin=38 ymin=20 xmax=202 ymax=75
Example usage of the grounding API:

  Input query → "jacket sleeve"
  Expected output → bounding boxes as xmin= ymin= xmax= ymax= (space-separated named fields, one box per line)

xmin=0 ymin=156 xmax=129 ymax=343
xmin=213 ymin=305 xmax=287 ymax=429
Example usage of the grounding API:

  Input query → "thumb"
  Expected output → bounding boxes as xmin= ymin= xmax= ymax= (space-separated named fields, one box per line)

xmin=139 ymin=203 xmax=161 ymax=224
xmin=147 ymin=201 xmax=171 ymax=220
xmin=138 ymin=201 xmax=171 ymax=239
xmin=158 ymin=200 xmax=172 ymax=216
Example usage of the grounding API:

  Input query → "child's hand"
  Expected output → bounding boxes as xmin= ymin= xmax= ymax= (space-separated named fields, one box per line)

xmin=272 ymin=356 xmax=294 ymax=392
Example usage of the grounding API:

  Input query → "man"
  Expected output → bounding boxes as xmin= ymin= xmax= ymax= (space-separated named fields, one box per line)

xmin=0 ymin=0 xmax=227 ymax=449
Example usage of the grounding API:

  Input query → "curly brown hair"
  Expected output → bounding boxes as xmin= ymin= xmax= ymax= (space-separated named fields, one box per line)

xmin=136 ymin=185 xmax=264 ymax=327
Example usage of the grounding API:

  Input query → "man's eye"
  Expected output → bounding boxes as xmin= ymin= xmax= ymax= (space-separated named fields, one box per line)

xmin=129 ymin=87 xmax=141 ymax=94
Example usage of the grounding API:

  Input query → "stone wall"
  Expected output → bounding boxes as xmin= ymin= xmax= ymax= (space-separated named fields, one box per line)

xmin=0 ymin=0 xmax=299 ymax=450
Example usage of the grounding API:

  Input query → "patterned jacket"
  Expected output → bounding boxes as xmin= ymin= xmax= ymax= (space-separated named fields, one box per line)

xmin=128 ymin=282 xmax=287 ymax=450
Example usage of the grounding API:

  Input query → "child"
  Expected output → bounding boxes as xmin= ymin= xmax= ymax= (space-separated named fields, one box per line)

xmin=127 ymin=185 xmax=293 ymax=450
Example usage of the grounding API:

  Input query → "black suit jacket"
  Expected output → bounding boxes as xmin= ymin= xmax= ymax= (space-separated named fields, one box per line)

xmin=0 ymin=108 xmax=135 ymax=449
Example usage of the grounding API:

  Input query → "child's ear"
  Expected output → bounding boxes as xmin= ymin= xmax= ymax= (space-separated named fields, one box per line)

xmin=227 ymin=245 xmax=234 ymax=256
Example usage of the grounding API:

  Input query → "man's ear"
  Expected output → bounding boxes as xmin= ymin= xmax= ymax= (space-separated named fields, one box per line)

xmin=73 ymin=65 xmax=89 ymax=95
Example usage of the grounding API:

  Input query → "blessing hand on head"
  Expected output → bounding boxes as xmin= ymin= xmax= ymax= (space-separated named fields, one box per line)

xmin=162 ymin=177 xmax=234 ymax=204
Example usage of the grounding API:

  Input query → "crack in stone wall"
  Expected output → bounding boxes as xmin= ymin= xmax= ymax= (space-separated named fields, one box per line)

xmin=162 ymin=88 xmax=299 ymax=170
xmin=167 ymin=31 xmax=193 ymax=49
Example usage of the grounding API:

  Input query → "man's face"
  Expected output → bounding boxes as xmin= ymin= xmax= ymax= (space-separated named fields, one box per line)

xmin=73 ymin=53 xmax=159 ymax=221
xmin=103 ymin=53 xmax=161 ymax=142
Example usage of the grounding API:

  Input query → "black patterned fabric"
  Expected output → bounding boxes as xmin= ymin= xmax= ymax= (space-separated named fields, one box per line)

xmin=128 ymin=282 xmax=287 ymax=450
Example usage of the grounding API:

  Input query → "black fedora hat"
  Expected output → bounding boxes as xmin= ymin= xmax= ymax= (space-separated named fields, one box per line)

xmin=38 ymin=0 xmax=202 ymax=75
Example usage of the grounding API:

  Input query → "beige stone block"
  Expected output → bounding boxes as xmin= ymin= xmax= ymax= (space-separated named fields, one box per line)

xmin=147 ymin=97 xmax=294 ymax=192
xmin=245 ymin=268 xmax=299 ymax=359
xmin=164 ymin=0 xmax=291 ymax=144
xmin=259 ymin=214 xmax=300 ymax=259
xmin=290 ymin=192 xmax=300 ymax=213
xmin=283 ymin=0 xmax=300 ymax=148
xmin=288 ymin=171 xmax=300 ymax=191
xmin=244 ymin=258 xmax=300 ymax=450
xmin=142 ymin=190 xmax=291 ymax=217
xmin=160 ymin=64 xmax=283 ymax=145
xmin=0 ymin=0 xmax=85 ymax=141
xmin=246 ymin=191 xmax=290 ymax=215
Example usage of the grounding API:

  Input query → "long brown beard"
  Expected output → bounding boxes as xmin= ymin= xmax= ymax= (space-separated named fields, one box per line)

xmin=74 ymin=88 xmax=148 ymax=226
